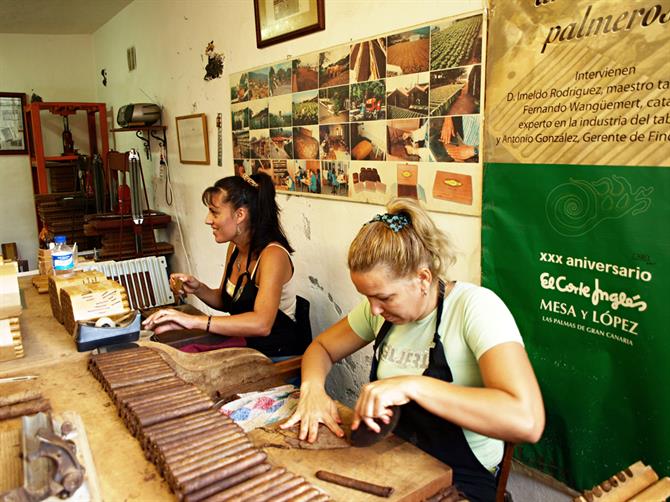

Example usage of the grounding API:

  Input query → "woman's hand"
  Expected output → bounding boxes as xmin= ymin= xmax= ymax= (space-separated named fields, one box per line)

xmin=170 ymin=273 xmax=201 ymax=295
xmin=352 ymin=376 xmax=416 ymax=433
xmin=142 ymin=308 xmax=197 ymax=334
xmin=281 ymin=383 xmax=343 ymax=443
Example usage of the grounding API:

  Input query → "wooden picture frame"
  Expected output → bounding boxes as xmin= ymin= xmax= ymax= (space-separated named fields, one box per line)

xmin=0 ymin=92 xmax=28 ymax=155
xmin=175 ymin=113 xmax=210 ymax=165
xmin=254 ymin=0 xmax=325 ymax=48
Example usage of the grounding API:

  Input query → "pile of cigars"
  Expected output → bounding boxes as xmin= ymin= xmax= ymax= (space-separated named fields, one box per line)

xmin=573 ymin=460 xmax=670 ymax=502
xmin=88 ymin=346 xmax=330 ymax=502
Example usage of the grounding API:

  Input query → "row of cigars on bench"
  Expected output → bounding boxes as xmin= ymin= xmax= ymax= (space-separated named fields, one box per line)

xmin=88 ymin=345 xmax=429 ymax=501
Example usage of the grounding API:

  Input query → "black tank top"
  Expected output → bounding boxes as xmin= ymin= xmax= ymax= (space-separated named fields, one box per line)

xmin=220 ymin=246 xmax=302 ymax=358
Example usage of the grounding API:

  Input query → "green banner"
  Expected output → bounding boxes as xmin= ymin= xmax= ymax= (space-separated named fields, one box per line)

xmin=482 ymin=162 xmax=669 ymax=488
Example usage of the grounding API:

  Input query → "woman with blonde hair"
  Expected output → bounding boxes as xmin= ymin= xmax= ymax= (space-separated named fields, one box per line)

xmin=283 ymin=198 xmax=544 ymax=501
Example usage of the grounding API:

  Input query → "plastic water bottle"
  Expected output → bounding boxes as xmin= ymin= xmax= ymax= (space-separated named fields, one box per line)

xmin=51 ymin=235 xmax=74 ymax=276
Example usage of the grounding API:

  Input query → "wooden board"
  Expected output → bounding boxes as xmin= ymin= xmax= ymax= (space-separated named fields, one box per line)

xmin=249 ymin=406 xmax=452 ymax=501
xmin=0 ymin=262 xmax=21 ymax=318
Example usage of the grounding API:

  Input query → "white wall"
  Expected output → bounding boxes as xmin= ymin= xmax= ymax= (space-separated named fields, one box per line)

xmin=0 ymin=34 xmax=96 ymax=268
xmin=92 ymin=0 xmax=483 ymax=402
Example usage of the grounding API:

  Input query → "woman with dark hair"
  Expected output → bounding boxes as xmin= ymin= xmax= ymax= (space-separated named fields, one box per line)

xmin=282 ymin=198 xmax=544 ymax=501
xmin=143 ymin=172 xmax=303 ymax=357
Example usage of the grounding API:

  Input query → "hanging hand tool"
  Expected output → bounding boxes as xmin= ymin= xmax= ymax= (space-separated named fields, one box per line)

xmin=129 ymin=149 xmax=144 ymax=255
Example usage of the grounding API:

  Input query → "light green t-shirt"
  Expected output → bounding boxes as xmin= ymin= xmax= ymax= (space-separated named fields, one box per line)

xmin=347 ymin=281 xmax=523 ymax=470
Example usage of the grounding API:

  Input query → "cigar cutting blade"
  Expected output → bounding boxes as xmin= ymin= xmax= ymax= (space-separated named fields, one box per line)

xmin=350 ymin=405 xmax=401 ymax=447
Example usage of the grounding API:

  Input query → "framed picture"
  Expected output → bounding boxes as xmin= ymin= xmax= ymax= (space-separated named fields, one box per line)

xmin=175 ymin=113 xmax=210 ymax=165
xmin=254 ymin=0 xmax=325 ymax=48
xmin=0 ymin=92 xmax=28 ymax=155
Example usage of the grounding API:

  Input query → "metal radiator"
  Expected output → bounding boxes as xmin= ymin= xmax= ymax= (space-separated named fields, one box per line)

xmin=78 ymin=256 xmax=174 ymax=310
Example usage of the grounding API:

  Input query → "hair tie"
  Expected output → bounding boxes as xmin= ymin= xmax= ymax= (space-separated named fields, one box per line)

xmin=241 ymin=172 xmax=259 ymax=188
xmin=369 ymin=213 xmax=410 ymax=232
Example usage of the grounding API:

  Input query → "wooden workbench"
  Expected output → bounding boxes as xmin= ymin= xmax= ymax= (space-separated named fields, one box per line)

xmin=1 ymin=276 xmax=452 ymax=501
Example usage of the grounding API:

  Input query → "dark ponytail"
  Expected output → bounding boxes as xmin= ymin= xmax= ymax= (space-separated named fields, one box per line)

xmin=202 ymin=172 xmax=293 ymax=258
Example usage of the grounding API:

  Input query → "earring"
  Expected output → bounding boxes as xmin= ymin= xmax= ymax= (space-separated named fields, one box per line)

xmin=421 ymin=289 xmax=428 ymax=296
xmin=235 ymin=225 xmax=241 ymax=236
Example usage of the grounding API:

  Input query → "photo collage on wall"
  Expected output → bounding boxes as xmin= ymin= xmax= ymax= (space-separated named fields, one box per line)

xmin=230 ymin=11 xmax=485 ymax=215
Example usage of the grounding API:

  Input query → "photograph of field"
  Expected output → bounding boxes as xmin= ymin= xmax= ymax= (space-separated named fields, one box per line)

xmin=387 ymin=27 xmax=430 ymax=76
xmin=318 ymin=85 xmax=349 ymax=124
xmin=269 ymin=128 xmax=293 ymax=159
xmin=248 ymin=99 xmax=269 ymax=129
xmin=429 ymin=116 xmax=480 ymax=163
xmin=319 ymin=46 xmax=350 ymax=88
xmin=292 ymin=90 xmax=319 ymax=126
xmin=269 ymin=94 xmax=292 ymax=128
xmin=321 ymin=161 xmax=349 ymax=196
xmin=351 ymin=122 xmax=386 ymax=161
xmin=230 ymin=72 xmax=249 ymax=103
xmin=386 ymin=72 xmax=429 ymax=119
xmin=350 ymin=38 xmax=386 ymax=83
xmin=249 ymin=68 xmax=270 ymax=99
xmin=320 ymin=124 xmax=350 ymax=161
xmin=386 ymin=118 xmax=428 ymax=162
xmin=293 ymin=126 xmax=320 ymax=159
xmin=249 ymin=129 xmax=271 ymax=159
xmin=292 ymin=53 xmax=319 ymax=92
xmin=270 ymin=62 xmax=292 ymax=96
xmin=430 ymin=14 xmax=483 ymax=71
xmin=350 ymin=80 xmax=386 ymax=122
xmin=231 ymin=103 xmax=250 ymax=131
xmin=232 ymin=131 xmax=250 ymax=159
xmin=430 ymin=65 xmax=481 ymax=116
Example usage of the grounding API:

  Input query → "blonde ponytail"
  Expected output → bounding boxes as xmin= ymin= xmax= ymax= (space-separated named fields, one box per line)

xmin=348 ymin=198 xmax=455 ymax=279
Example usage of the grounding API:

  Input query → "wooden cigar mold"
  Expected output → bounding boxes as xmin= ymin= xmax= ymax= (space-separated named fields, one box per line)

xmin=573 ymin=461 xmax=670 ymax=502
xmin=88 ymin=346 xmax=330 ymax=500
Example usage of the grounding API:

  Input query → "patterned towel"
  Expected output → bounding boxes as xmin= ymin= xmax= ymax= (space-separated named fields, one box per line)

xmin=220 ymin=384 xmax=300 ymax=432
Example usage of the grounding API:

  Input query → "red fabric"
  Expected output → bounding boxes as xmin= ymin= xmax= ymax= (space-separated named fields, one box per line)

xmin=179 ymin=337 xmax=246 ymax=353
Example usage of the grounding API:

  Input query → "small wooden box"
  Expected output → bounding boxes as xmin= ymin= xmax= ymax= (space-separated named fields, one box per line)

xmin=432 ymin=171 xmax=473 ymax=205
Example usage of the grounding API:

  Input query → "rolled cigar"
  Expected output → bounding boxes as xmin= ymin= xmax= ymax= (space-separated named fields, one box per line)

xmin=147 ymin=419 xmax=229 ymax=448
xmin=109 ymin=371 xmax=176 ymax=390
xmin=302 ymin=494 xmax=330 ymax=502
xmin=249 ymin=476 xmax=306 ymax=502
xmin=101 ymin=362 xmax=172 ymax=378
xmin=90 ymin=347 xmax=151 ymax=363
xmin=161 ymin=429 xmax=245 ymax=461
xmin=95 ymin=357 xmax=164 ymax=373
xmin=137 ymin=400 xmax=213 ymax=427
xmin=122 ymin=387 xmax=196 ymax=411
xmin=144 ymin=416 xmax=226 ymax=446
xmin=316 ymin=470 xmax=394 ymax=498
xmin=130 ymin=393 xmax=210 ymax=417
xmin=104 ymin=367 xmax=174 ymax=382
xmin=146 ymin=412 xmax=227 ymax=438
xmin=113 ymin=377 xmax=185 ymax=400
xmin=93 ymin=351 xmax=161 ymax=367
xmin=629 ymin=477 xmax=670 ymax=501
xmin=266 ymin=482 xmax=313 ymax=502
xmin=234 ymin=472 xmax=301 ymax=502
xmin=183 ymin=463 xmax=271 ymax=502
xmin=203 ymin=467 xmax=287 ymax=501
xmin=0 ymin=389 xmax=42 ymax=407
xmin=143 ymin=410 xmax=217 ymax=434
xmin=168 ymin=438 xmax=252 ymax=479
xmin=289 ymin=488 xmax=324 ymax=502
xmin=152 ymin=423 xmax=240 ymax=452
xmin=172 ymin=445 xmax=257 ymax=484
xmin=0 ymin=398 xmax=51 ymax=420
xmin=178 ymin=450 xmax=267 ymax=494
